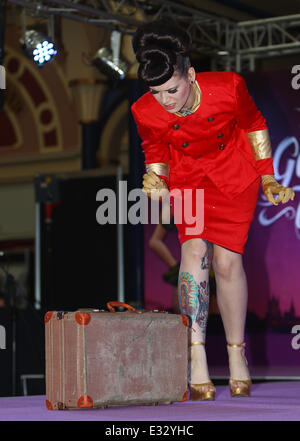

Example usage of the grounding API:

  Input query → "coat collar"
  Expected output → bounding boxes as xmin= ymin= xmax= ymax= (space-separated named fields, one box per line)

xmin=142 ymin=72 xmax=209 ymax=123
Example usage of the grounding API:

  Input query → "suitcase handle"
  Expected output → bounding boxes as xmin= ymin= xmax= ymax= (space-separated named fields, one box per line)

xmin=106 ymin=301 xmax=136 ymax=312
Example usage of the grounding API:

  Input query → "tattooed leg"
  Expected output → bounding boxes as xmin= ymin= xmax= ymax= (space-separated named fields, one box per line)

xmin=178 ymin=238 xmax=214 ymax=384
xmin=179 ymin=238 xmax=213 ymax=333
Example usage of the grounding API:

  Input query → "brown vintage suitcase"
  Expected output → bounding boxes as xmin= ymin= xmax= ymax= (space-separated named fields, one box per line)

xmin=45 ymin=302 xmax=189 ymax=409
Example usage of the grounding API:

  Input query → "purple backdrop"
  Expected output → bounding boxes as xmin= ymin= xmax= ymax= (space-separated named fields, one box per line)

xmin=143 ymin=68 xmax=300 ymax=368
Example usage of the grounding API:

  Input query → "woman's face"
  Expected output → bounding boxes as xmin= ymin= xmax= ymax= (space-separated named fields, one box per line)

xmin=149 ymin=67 xmax=195 ymax=113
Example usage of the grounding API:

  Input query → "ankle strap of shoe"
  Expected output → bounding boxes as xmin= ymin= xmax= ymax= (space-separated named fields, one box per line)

xmin=227 ymin=342 xmax=246 ymax=348
xmin=189 ymin=341 xmax=205 ymax=347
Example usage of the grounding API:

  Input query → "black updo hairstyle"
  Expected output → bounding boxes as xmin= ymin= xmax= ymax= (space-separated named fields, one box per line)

xmin=132 ymin=21 xmax=192 ymax=87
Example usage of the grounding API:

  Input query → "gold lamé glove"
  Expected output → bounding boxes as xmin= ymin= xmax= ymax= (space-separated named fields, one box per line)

xmin=142 ymin=171 xmax=169 ymax=200
xmin=262 ymin=175 xmax=295 ymax=206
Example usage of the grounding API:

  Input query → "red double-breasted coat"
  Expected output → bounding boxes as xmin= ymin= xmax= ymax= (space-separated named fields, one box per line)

xmin=131 ymin=71 xmax=274 ymax=253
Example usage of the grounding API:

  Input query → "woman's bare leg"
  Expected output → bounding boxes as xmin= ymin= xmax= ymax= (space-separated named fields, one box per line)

xmin=212 ymin=244 xmax=251 ymax=381
xmin=149 ymin=224 xmax=177 ymax=267
xmin=179 ymin=238 xmax=213 ymax=386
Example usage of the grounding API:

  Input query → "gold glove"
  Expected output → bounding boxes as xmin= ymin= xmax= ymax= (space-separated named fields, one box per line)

xmin=142 ymin=170 xmax=169 ymax=200
xmin=261 ymin=175 xmax=295 ymax=206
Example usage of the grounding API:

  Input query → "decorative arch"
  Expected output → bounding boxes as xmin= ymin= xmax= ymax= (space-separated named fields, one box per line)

xmin=2 ymin=46 xmax=64 ymax=152
xmin=0 ymin=104 xmax=23 ymax=150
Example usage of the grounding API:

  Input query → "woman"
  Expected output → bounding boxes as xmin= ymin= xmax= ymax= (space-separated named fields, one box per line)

xmin=148 ymin=208 xmax=179 ymax=286
xmin=148 ymin=206 xmax=180 ymax=313
xmin=131 ymin=21 xmax=295 ymax=400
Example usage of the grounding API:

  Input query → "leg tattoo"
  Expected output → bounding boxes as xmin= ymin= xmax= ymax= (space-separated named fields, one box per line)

xmin=179 ymin=272 xmax=210 ymax=330
xmin=200 ymin=239 xmax=213 ymax=270
xmin=196 ymin=280 xmax=210 ymax=329
xmin=179 ymin=272 xmax=198 ymax=328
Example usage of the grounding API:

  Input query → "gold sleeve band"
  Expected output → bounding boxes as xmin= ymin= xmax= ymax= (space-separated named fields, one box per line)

xmin=145 ymin=162 xmax=170 ymax=179
xmin=246 ymin=129 xmax=272 ymax=160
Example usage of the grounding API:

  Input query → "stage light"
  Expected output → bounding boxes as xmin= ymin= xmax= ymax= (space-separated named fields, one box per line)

xmin=92 ymin=47 xmax=128 ymax=80
xmin=22 ymin=30 xmax=57 ymax=66
xmin=92 ymin=31 xmax=129 ymax=81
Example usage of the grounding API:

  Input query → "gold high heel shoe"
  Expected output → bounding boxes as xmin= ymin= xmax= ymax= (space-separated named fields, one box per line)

xmin=227 ymin=342 xmax=252 ymax=398
xmin=189 ymin=342 xmax=216 ymax=401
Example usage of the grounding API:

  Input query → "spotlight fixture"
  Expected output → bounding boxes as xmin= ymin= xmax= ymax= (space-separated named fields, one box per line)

xmin=22 ymin=30 xmax=57 ymax=66
xmin=92 ymin=31 xmax=129 ymax=82
xmin=20 ymin=11 xmax=57 ymax=67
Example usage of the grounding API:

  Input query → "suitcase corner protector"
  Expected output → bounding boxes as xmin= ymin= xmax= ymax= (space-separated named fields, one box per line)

xmin=181 ymin=390 xmax=189 ymax=402
xmin=77 ymin=395 xmax=93 ymax=408
xmin=44 ymin=311 xmax=54 ymax=324
xmin=75 ymin=312 xmax=91 ymax=326
xmin=45 ymin=399 xmax=53 ymax=410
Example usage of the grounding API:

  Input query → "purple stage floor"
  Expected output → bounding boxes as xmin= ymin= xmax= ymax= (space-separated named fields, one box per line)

xmin=0 ymin=381 xmax=300 ymax=421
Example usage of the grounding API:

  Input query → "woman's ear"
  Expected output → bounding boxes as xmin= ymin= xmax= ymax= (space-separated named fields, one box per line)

xmin=188 ymin=66 xmax=196 ymax=83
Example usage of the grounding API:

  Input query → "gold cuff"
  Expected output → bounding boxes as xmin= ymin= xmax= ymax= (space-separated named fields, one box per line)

xmin=261 ymin=175 xmax=276 ymax=185
xmin=246 ymin=129 xmax=272 ymax=160
xmin=145 ymin=162 xmax=170 ymax=179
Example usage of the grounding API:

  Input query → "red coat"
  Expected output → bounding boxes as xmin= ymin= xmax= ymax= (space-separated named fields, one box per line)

xmin=131 ymin=71 xmax=274 ymax=200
